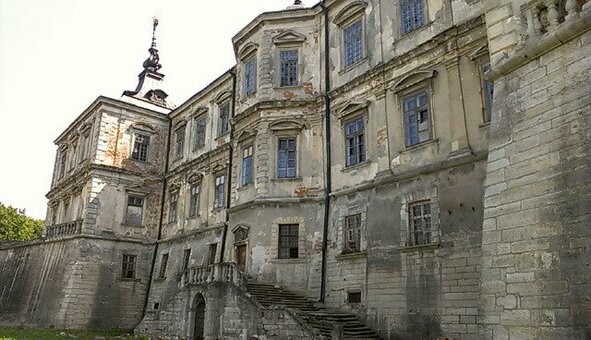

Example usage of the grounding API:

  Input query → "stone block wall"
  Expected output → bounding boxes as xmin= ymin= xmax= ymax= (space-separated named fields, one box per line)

xmin=480 ymin=5 xmax=591 ymax=339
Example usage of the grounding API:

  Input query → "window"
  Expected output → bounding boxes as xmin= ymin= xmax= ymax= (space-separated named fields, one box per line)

xmin=343 ymin=19 xmax=364 ymax=67
xmin=59 ymin=150 xmax=67 ymax=178
xmin=214 ymin=175 xmax=225 ymax=209
xmin=242 ymin=145 xmax=254 ymax=186
xmin=345 ymin=117 xmax=366 ymax=166
xmin=194 ymin=116 xmax=207 ymax=149
xmin=70 ymin=144 xmax=77 ymax=169
xmin=403 ymin=90 xmax=431 ymax=146
xmin=277 ymin=138 xmax=296 ymax=178
xmin=347 ymin=291 xmax=362 ymax=304
xmin=51 ymin=206 xmax=58 ymax=225
xmin=188 ymin=184 xmax=200 ymax=217
xmin=409 ymin=201 xmax=432 ymax=246
xmin=279 ymin=49 xmax=298 ymax=87
xmin=174 ymin=126 xmax=185 ymax=159
xmin=79 ymin=134 xmax=88 ymax=163
xmin=481 ymin=62 xmax=494 ymax=123
xmin=125 ymin=195 xmax=144 ymax=225
xmin=400 ymin=0 xmax=425 ymax=35
xmin=278 ymin=224 xmax=299 ymax=259
xmin=131 ymin=134 xmax=150 ymax=162
xmin=168 ymin=191 xmax=178 ymax=223
xmin=218 ymin=103 xmax=230 ymax=136
xmin=208 ymin=243 xmax=218 ymax=266
xmin=244 ymin=57 xmax=257 ymax=96
xmin=158 ymin=253 xmax=169 ymax=279
xmin=122 ymin=255 xmax=137 ymax=279
xmin=344 ymin=214 xmax=362 ymax=253
xmin=182 ymin=249 xmax=191 ymax=271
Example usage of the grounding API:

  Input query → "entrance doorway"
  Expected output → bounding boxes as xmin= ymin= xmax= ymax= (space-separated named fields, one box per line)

xmin=192 ymin=294 xmax=205 ymax=340
xmin=236 ymin=244 xmax=247 ymax=270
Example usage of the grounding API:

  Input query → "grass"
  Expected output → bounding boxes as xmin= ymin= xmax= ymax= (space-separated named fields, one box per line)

xmin=0 ymin=327 xmax=148 ymax=340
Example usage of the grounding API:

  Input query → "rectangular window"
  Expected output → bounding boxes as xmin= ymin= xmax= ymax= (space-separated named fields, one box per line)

xmin=208 ymin=243 xmax=218 ymax=266
xmin=278 ymin=224 xmax=299 ymax=259
xmin=59 ymin=150 xmax=67 ymax=178
xmin=482 ymin=63 xmax=494 ymax=123
xmin=218 ymin=103 xmax=230 ymax=137
xmin=174 ymin=127 xmax=185 ymax=159
xmin=280 ymin=49 xmax=298 ymax=87
xmin=158 ymin=253 xmax=169 ymax=279
xmin=194 ymin=116 xmax=207 ymax=149
xmin=79 ymin=134 xmax=88 ymax=163
xmin=345 ymin=117 xmax=366 ymax=167
xmin=188 ymin=184 xmax=200 ymax=217
xmin=182 ymin=249 xmax=191 ymax=271
xmin=131 ymin=134 xmax=150 ymax=162
xmin=125 ymin=195 xmax=144 ymax=225
xmin=242 ymin=145 xmax=254 ymax=186
xmin=409 ymin=201 xmax=432 ymax=246
xmin=168 ymin=191 xmax=178 ymax=223
xmin=344 ymin=214 xmax=362 ymax=253
xmin=347 ymin=291 xmax=362 ymax=303
xmin=277 ymin=138 xmax=297 ymax=178
xmin=343 ymin=19 xmax=364 ymax=67
xmin=403 ymin=90 xmax=431 ymax=146
xmin=401 ymin=0 xmax=425 ymax=35
xmin=214 ymin=175 xmax=225 ymax=209
xmin=122 ymin=254 xmax=137 ymax=279
xmin=244 ymin=57 xmax=257 ymax=96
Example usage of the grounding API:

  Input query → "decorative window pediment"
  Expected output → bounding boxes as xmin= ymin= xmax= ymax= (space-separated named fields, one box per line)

xmin=238 ymin=42 xmax=259 ymax=60
xmin=232 ymin=225 xmax=250 ymax=243
xmin=392 ymin=70 xmax=437 ymax=93
xmin=211 ymin=163 xmax=226 ymax=174
xmin=173 ymin=119 xmax=188 ymax=130
xmin=269 ymin=119 xmax=307 ymax=132
xmin=131 ymin=122 xmax=156 ymax=134
xmin=469 ymin=43 xmax=490 ymax=61
xmin=236 ymin=129 xmax=256 ymax=142
xmin=273 ymin=30 xmax=306 ymax=45
xmin=192 ymin=106 xmax=208 ymax=117
xmin=168 ymin=181 xmax=181 ymax=192
xmin=215 ymin=90 xmax=233 ymax=104
xmin=335 ymin=100 xmax=370 ymax=120
xmin=187 ymin=172 xmax=203 ymax=184
xmin=334 ymin=1 xmax=368 ymax=26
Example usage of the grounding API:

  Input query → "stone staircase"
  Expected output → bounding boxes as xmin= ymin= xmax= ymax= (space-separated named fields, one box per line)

xmin=245 ymin=282 xmax=382 ymax=339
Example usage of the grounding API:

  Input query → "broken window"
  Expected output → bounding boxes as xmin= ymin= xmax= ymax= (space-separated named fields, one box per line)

xmin=131 ymin=134 xmax=150 ymax=162
xmin=194 ymin=116 xmax=207 ymax=149
xmin=344 ymin=214 xmax=362 ymax=253
xmin=280 ymin=49 xmax=298 ymax=87
xmin=403 ymin=90 xmax=431 ymax=146
xmin=218 ymin=103 xmax=230 ymax=136
xmin=188 ymin=184 xmax=200 ymax=218
xmin=158 ymin=253 xmax=168 ymax=279
xmin=168 ymin=191 xmax=178 ymax=223
xmin=481 ymin=62 xmax=494 ymax=123
xmin=242 ymin=145 xmax=254 ymax=186
xmin=125 ymin=195 xmax=144 ymax=226
xmin=244 ymin=57 xmax=257 ymax=96
xmin=214 ymin=174 xmax=225 ymax=209
xmin=174 ymin=126 xmax=185 ymax=159
xmin=345 ymin=116 xmax=366 ymax=166
xmin=278 ymin=224 xmax=299 ymax=259
xmin=182 ymin=248 xmax=191 ymax=271
xmin=343 ymin=19 xmax=364 ymax=67
xmin=122 ymin=254 xmax=137 ymax=279
xmin=409 ymin=201 xmax=432 ymax=246
xmin=277 ymin=138 xmax=297 ymax=178
xmin=400 ymin=0 xmax=425 ymax=35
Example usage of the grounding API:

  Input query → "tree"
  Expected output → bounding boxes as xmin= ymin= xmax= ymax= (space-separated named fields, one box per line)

xmin=0 ymin=202 xmax=44 ymax=241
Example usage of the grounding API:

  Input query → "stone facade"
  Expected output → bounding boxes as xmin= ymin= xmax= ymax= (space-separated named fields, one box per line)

xmin=1 ymin=0 xmax=590 ymax=339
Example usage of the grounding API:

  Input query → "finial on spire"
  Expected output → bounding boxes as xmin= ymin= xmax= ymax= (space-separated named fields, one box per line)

xmin=294 ymin=0 xmax=302 ymax=4
xmin=143 ymin=17 xmax=161 ymax=72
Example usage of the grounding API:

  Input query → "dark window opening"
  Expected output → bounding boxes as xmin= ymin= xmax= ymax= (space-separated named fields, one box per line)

xmin=278 ymin=224 xmax=299 ymax=259
xmin=348 ymin=291 xmax=362 ymax=303
xmin=122 ymin=254 xmax=137 ymax=279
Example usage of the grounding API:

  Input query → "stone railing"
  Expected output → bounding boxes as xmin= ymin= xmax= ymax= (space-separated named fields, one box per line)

xmin=180 ymin=262 xmax=248 ymax=289
xmin=522 ymin=0 xmax=590 ymax=42
xmin=45 ymin=219 xmax=83 ymax=239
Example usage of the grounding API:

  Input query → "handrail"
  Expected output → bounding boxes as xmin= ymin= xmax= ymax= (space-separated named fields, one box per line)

xmin=180 ymin=262 xmax=248 ymax=289
xmin=45 ymin=219 xmax=83 ymax=239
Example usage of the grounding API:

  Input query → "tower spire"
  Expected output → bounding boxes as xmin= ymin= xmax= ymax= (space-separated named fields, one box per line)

xmin=143 ymin=17 xmax=161 ymax=73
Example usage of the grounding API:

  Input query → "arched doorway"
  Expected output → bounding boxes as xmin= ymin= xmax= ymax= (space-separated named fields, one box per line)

xmin=192 ymin=294 xmax=205 ymax=340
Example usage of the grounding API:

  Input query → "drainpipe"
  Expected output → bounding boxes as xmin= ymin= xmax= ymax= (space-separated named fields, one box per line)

xmin=219 ymin=68 xmax=237 ymax=263
xmin=319 ymin=0 xmax=331 ymax=304
xmin=143 ymin=111 xmax=173 ymax=317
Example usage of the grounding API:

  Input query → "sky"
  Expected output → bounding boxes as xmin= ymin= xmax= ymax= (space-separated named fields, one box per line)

xmin=0 ymin=0 xmax=304 ymax=219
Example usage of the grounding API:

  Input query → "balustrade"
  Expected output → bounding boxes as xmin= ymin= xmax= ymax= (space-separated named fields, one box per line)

xmin=180 ymin=262 xmax=248 ymax=289
xmin=45 ymin=219 xmax=83 ymax=239
xmin=522 ymin=0 xmax=589 ymax=42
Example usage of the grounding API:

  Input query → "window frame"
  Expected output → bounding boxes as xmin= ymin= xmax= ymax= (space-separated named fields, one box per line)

xmin=344 ymin=115 xmax=367 ymax=167
xmin=400 ymin=0 xmax=427 ymax=36
xmin=188 ymin=183 xmax=200 ymax=218
xmin=241 ymin=144 xmax=254 ymax=186
xmin=124 ymin=194 xmax=144 ymax=226
xmin=174 ymin=125 xmax=186 ymax=160
xmin=480 ymin=62 xmax=494 ymax=123
xmin=193 ymin=115 xmax=207 ymax=150
xmin=158 ymin=253 xmax=169 ymax=279
xmin=121 ymin=254 xmax=137 ymax=279
xmin=408 ymin=200 xmax=433 ymax=246
xmin=342 ymin=17 xmax=365 ymax=68
xmin=401 ymin=88 xmax=432 ymax=147
xmin=244 ymin=55 xmax=257 ymax=97
xmin=214 ymin=174 xmax=226 ymax=209
xmin=344 ymin=213 xmax=362 ymax=253
xmin=168 ymin=191 xmax=179 ymax=223
xmin=278 ymin=48 xmax=299 ymax=87
xmin=131 ymin=133 xmax=150 ymax=162
xmin=217 ymin=102 xmax=230 ymax=137
xmin=182 ymin=248 xmax=191 ymax=271
xmin=278 ymin=224 xmax=299 ymax=259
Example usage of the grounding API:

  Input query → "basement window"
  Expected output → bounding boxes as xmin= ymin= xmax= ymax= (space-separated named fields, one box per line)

xmin=347 ymin=291 xmax=362 ymax=304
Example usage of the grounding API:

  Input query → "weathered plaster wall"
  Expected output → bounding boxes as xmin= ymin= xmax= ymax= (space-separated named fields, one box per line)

xmin=0 ymin=237 xmax=152 ymax=329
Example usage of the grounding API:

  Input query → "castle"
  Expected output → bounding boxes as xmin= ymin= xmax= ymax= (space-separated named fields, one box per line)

xmin=1 ymin=0 xmax=590 ymax=339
